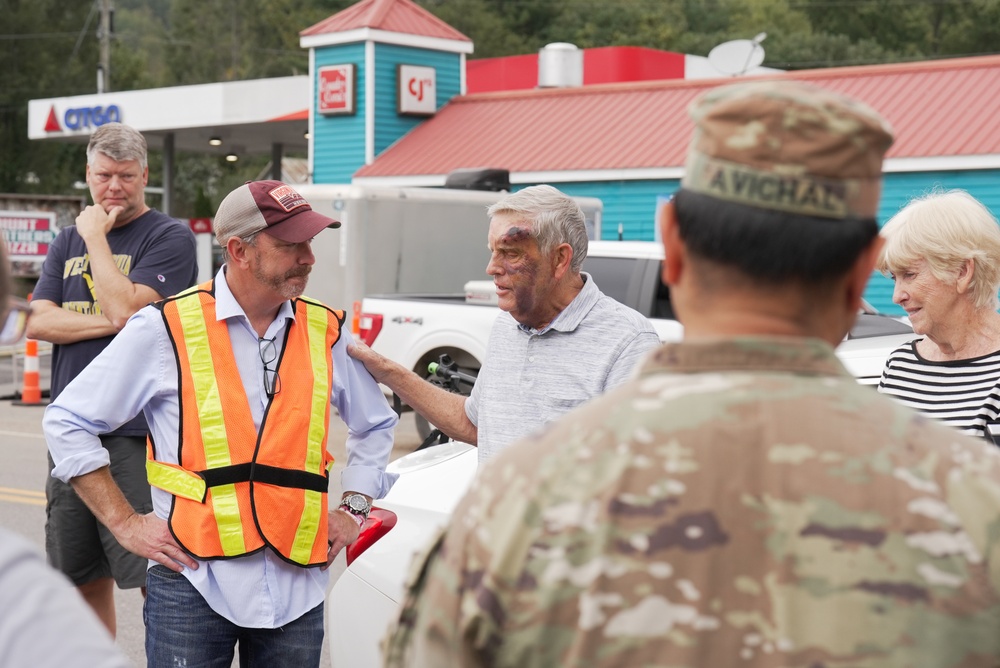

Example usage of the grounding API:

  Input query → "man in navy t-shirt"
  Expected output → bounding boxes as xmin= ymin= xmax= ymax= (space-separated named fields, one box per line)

xmin=27 ymin=122 xmax=198 ymax=637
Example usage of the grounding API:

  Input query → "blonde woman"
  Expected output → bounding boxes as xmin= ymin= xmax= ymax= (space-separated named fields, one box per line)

xmin=877 ymin=189 xmax=1000 ymax=441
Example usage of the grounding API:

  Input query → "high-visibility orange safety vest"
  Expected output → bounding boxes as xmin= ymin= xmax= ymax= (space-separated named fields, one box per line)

xmin=146 ymin=281 xmax=344 ymax=567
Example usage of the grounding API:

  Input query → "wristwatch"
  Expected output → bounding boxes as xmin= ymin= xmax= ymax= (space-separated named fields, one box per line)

xmin=339 ymin=493 xmax=372 ymax=521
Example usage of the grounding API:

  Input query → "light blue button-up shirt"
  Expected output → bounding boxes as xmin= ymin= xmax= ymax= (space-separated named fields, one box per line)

xmin=44 ymin=268 xmax=398 ymax=628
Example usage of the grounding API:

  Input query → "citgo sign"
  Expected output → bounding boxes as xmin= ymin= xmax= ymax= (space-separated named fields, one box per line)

xmin=44 ymin=104 xmax=122 ymax=132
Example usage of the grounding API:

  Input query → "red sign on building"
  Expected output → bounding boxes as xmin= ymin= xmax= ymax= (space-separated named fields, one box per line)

xmin=318 ymin=64 xmax=356 ymax=116
xmin=188 ymin=218 xmax=212 ymax=234
xmin=0 ymin=211 xmax=57 ymax=261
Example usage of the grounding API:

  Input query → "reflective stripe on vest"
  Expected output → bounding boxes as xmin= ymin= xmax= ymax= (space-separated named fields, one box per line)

xmin=146 ymin=458 xmax=206 ymax=502
xmin=150 ymin=282 xmax=342 ymax=566
xmin=289 ymin=303 xmax=333 ymax=564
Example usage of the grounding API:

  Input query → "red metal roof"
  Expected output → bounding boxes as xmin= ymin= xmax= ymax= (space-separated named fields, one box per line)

xmin=355 ymin=55 xmax=1000 ymax=178
xmin=300 ymin=0 xmax=470 ymax=42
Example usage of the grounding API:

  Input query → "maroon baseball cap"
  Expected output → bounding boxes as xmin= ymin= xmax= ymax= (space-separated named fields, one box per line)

xmin=213 ymin=180 xmax=340 ymax=246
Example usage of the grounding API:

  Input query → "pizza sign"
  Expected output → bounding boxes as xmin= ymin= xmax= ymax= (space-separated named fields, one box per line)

xmin=318 ymin=64 xmax=356 ymax=116
xmin=0 ymin=211 xmax=57 ymax=260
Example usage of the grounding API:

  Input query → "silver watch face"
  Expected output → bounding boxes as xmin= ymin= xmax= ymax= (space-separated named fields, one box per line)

xmin=343 ymin=494 xmax=370 ymax=515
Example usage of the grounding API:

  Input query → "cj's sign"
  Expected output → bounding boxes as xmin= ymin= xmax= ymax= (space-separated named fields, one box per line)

xmin=397 ymin=65 xmax=436 ymax=117
xmin=0 ymin=211 xmax=57 ymax=260
xmin=45 ymin=104 xmax=122 ymax=133
xmin=318 ymin=65 xmax=356 ymax=116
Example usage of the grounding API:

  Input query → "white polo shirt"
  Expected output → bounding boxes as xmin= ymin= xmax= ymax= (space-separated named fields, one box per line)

xmin=465 ymin=272 xmax=660 ymax=462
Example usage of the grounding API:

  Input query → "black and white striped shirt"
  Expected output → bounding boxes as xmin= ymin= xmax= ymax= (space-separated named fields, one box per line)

xmin=878 ymin=340 xmax=1000 ymax=441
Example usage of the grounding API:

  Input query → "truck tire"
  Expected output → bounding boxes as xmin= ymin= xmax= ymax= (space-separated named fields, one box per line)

xmin=414 ymin=414 xmax=437 ymax=443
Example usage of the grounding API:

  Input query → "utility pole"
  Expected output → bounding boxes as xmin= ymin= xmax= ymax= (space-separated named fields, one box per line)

xmin=97 ymin=0 xmax=113 ymax=93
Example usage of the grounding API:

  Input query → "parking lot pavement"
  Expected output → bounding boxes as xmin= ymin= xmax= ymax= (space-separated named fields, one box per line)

xmin=0 ymin=388 xmax=423 ymax=667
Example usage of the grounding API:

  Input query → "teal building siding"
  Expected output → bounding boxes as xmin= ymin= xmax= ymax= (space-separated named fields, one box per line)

xmin=869 ymin=169 xmax=1000 ymax=315
xmin=521 ymin=179 xmax=680 ymax=242
xmin=372 ymin=44 xmax=462 ymax=155
xmin=520 ymin=170 xmax=1000 ymax=316
xmin=313 ymin=44 xmax=367 ymax=184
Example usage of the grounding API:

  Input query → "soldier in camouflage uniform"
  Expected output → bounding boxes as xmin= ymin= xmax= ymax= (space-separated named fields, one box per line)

xmin=383 ymin=80 xmax=1000 ymax=667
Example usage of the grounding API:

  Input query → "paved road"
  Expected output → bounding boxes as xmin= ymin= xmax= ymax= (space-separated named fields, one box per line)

xmin=0 ymin=369 xmax=423 ymax=667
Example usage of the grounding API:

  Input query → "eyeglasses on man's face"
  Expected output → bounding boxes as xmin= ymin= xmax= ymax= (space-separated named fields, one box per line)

xmin=258 ymin=336 xmax=281 ymax=398
xmin=0 ymin=298 xmax=30 ymax=346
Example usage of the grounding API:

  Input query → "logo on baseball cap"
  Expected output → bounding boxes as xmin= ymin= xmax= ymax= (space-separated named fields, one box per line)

xmin=213 ymin=180 xmax=340 ymax=246
xmin=681 ymin=80 xmax=894 ymax=220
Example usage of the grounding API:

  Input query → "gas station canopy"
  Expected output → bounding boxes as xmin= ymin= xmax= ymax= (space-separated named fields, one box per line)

xmin=27 ymin=76 xmax=311 ymax=214
xmin=28 ymin=76 xmax=310 ymax=156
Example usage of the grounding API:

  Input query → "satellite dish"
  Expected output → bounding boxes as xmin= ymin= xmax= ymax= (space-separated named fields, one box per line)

xmin=708 ymin=33 xmax=767 ymax=76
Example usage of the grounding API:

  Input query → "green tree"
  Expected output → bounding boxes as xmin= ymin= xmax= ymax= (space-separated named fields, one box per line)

xmin=193 ymin=185 xmax=214 ymax=217
xmin=113 ymin=2 xmax=173 ymax=89
xmin=482 ymin=0 xmax=570 ymax=46
xmin=800 ymin=0 xmax=973 ymax=59
xmin=6 ymin=0 xmax=1000 ymax=202
xmin=554 ymin=1 xmax=688 ymax=51
xmin=0 ymin=0 xmax=99 ymax=193
xmin=421 ymin=0 xmax=533 ymax=57
xmin=935 ymin=0 xmax=1000 ymax=58
xmin=768 ymin=32 xmax=895 ymax=69
xmin=163 ymin=0 xmax=351 ymax=85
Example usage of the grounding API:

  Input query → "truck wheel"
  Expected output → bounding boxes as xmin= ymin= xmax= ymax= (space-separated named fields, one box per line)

xmin=414 ymin=414 xmax=437 ymax=443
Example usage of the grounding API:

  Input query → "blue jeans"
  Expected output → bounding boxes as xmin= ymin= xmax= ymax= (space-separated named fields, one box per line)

xmin=144 ymin=565 xmax=324 ymax=668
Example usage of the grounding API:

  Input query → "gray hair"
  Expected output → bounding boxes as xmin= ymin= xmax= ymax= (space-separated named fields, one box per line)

xmin=487 ymin=185 xmax=589 ymax=272
xmin=219 ymin=231 xmax=260 ymax=264
xmin=878 ymin=189 xmax=1000 ymax=311
xmin=87 ymin=122 xmax=148 ymax=170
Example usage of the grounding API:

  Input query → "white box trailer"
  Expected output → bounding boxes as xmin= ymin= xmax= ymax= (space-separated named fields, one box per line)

xmin=293 ymin=183 xmax=603 ymax=311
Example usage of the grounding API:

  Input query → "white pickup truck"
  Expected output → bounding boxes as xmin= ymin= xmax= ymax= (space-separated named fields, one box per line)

xmin=358 ymin=240 xmax=915 ymax=438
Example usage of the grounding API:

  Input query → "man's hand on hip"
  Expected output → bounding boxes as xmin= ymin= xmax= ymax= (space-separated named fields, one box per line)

xmin=69 ymin=467 xmax=198 ymax=572
xmin=116 ymin=512 xmax=199 ymax=573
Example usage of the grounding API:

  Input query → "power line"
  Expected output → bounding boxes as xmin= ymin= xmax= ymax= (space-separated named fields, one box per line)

xmin=69 ymin=0 xmax=99 ymax=66
xmin=0 ymin=33 xmax=81 ymax=41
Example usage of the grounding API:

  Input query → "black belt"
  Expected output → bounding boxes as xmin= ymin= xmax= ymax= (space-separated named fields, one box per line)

xmin=199 ymin=463 xmax=327 ymax=494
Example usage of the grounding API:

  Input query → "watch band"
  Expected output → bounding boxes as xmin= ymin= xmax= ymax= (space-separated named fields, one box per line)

xmin=337 ymin=505 xmax=365 ymax=527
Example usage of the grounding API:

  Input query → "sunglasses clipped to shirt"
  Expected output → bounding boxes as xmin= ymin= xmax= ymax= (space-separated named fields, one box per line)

xmin=259 ymin=336 xmax=282 ymax=398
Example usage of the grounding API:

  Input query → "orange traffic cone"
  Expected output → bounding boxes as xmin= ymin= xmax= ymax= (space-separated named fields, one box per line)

xmin=12 ymin=338 xmax=49 ymax=407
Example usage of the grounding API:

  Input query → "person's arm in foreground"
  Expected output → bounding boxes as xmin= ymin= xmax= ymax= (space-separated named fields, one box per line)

xmin=0 ymin=528 xmax=130 ymax=668
xmin=348 ymin=341 xmax=478 ymax=445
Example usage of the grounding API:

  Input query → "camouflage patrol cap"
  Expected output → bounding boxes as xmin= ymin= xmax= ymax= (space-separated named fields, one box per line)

xmin=681 ymin=80 xmax=894 ymax=219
